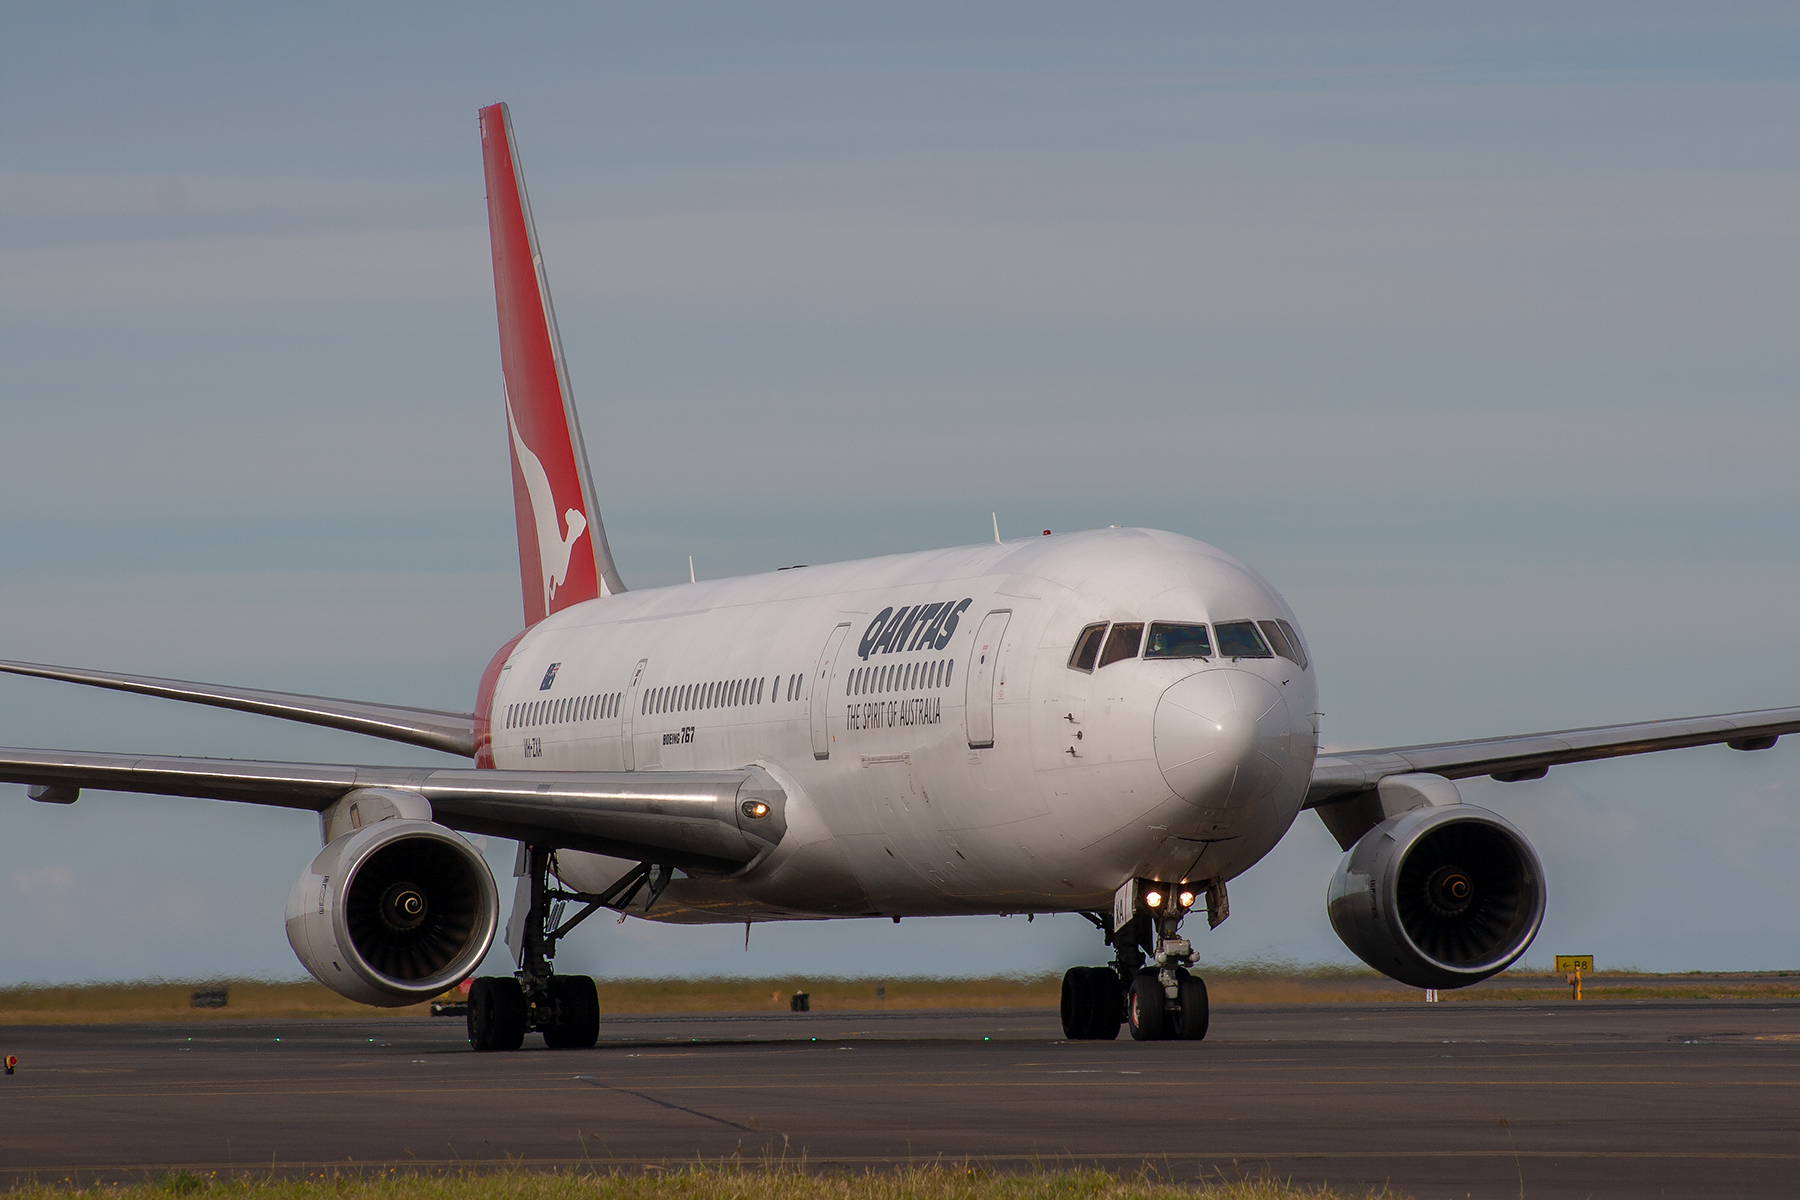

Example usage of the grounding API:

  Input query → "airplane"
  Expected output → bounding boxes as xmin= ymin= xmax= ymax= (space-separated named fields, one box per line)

xmin=5 ymin=102 xmax=1797 ymax=1051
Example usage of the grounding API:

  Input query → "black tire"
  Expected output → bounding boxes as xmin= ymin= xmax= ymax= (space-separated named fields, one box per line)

xmin=1059 ymin=967 xmax=1089 ymax=1039
xmin=542 ymin=975 xmax=601 ymax=1049
xmin=1127 ymin=971 xmax=1166 ymax=1042
xmin=1174 ymin=972 xmax=1209 ymax=1041
xmin=1087 ymin=967 xmax=1123 ymax=1040
xmin=1061 ymin=967 xmax=1125 ymax=1040
xmin=467 ymin=976 xmax=527 ymax=1052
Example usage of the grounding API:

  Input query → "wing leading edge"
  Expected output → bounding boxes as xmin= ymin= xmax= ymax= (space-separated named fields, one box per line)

xmin=0 ymin=747 xmax=784 ymax=872
xmin=0 ymin=659 xmax=475 ymax=757
xmin=1307 ymin=703 xmax=1800 ymax=808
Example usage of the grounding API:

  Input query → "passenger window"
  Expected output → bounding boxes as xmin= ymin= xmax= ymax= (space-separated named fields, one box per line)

xmin=1276 ymin=619 xmax=1308 ymax=670
xmin=1145 ymin=622 xmax=1211 ymax=659
xmin=946 ymin=659 xmax=954 ymax=686
xmin=1068 ymin=622 xmax=1108 ymax=672
xmin=1258 ymin=620 xmax=1297 ymax=665
xmin=1097 ymin=622 xmax=1144 ymax=668
xmin=1215 ymin=620 xmax=1273 ymax=658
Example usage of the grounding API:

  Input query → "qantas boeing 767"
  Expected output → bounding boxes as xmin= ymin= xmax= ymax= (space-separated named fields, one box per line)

xmin=5 ymin=104 xmax=1797 ymax=1050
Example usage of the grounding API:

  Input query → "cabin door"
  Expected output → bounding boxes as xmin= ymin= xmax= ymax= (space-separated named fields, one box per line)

xmin=620 ymin=658 xmax=647 ymax=770
xmin=809 ymin=623 xmax=852 ymax=760
xmin=964 ymin=609 xmax=1012 ymax=748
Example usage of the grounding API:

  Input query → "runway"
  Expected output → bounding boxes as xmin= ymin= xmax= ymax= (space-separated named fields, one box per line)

xmin=5 ymin=1000 xmax=1798 ymax=1199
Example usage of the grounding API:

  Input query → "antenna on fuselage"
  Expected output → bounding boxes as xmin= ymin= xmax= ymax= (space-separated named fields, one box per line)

xmin=689 ymin=555 xmax=696 ymax=584
xmin=992 ymin=513 xmax=1001 ymax=544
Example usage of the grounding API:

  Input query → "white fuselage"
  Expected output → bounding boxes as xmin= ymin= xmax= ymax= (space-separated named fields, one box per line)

xmin=487 ymin=527 xmax=1319 ymax=923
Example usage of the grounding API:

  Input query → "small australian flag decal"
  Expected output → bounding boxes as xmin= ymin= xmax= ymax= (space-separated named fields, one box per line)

xmin=539 ymin=663 xmax=560 ymax=691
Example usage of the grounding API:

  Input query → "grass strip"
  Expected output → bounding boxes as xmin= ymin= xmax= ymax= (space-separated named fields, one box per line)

xmin=5 ymin=969 xmax=1796 ymax=1025
xmin=3 ymin=1165 xmax=1406 ymax=1200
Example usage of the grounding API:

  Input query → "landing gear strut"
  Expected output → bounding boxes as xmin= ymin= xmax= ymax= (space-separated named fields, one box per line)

xmin=1060 ymin=879 xmax=1219 ymax=1042
xmin=467 ymin=847 xmax=665 ymax=1052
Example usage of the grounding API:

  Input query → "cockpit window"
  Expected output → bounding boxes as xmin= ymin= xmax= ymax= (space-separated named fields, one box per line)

xmin=1258 ymin=620 xmax=1297 ymax=664
xmin=1258 ymin=619 xmax=1309 ymax=669
xmin=1275 ymin=619 xmax=1308 ymax=670
xmin=1068 ymin=622 xmax=1108 ymax=672
xmin=1145 ymin=622 xmax=1212 ymax=659
xmin=1097 ymin=622 xmax=1144 ymax=668
xmin=1214 ymin=620 xmax=1273 ymax=658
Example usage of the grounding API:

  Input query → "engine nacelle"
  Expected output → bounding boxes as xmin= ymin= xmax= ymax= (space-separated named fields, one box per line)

xmin=285 ymin=819 xmax=499 ymax=1007
xmin=1327 ymin=804 xmax=1546 ymax=990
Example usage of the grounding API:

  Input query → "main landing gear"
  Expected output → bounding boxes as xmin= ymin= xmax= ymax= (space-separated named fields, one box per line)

xmin=1060 ymin=879 xmax=1221 ymax=1042
xmin=467 ymin=847 xmax=667 ymax=1052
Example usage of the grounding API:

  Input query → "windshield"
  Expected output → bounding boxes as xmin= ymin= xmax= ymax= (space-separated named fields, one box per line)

xmin=1097 ymin=622 xmax=1144 ymax=667
xmin=1213 ymin=620 xmax=1273 ymax=659
xmin=1144 ymin=622 xmax=1212 ymax=659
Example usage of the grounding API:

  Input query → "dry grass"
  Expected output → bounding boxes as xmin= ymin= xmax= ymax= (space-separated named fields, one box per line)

xmin=0 ymin=973 xmax=1409 ymax=1023
xmin=5 ymin=967 xmax=1796 ymax=1025
xmin=0 ymin=980 xmax=433 ymax=1025
xmin=0 ymin=1166 xmax=1407 ymax=1200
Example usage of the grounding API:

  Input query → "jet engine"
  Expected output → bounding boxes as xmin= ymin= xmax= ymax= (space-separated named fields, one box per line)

xmin=1327 ymin=804 xmax=1545 ymax=990
xmin=285 ymin=819 xmax=499 ymax=1007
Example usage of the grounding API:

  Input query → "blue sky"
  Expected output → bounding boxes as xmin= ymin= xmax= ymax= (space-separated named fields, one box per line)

xmin=3 ymin=3 xmax=1797 ymax=984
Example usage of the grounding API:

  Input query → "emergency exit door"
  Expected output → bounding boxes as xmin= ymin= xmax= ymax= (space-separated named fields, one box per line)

xmin=964 ymin=609 xmax=1011 ymax=748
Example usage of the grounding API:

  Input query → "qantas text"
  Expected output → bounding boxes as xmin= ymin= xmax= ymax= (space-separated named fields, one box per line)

xmin=858 ymin=598 xmax=972 ymax=661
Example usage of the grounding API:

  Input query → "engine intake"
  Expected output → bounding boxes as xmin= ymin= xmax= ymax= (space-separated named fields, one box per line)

xmin=286 ymin=819 xmax=499 ymax=1007
xmin=1327 ymin=804 xmax=1545 ymax=990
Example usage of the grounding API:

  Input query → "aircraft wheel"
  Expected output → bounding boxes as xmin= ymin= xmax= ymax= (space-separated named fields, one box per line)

xmin=1127 ymin=971 xmax=1166 ymax=1042
xmin=1061 ymin=966 xmax=1122 ymax=1040
xmin=467 ymin=976 xmax=527 ymax=1052
xmin=1173 ymin=971 xmax=1209 ymax=1041
xmin=1087 ymin=967 xmax=1123 ymax=1040
xmin=1059 ymin=967 xmax=1088 ymax=1039
xmin=542 ymin=975 xmax=601 ymax=1049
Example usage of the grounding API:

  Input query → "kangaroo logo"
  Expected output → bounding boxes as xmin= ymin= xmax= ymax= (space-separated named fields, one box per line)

xmin=506 ymin=393 xmax=588 ymax=616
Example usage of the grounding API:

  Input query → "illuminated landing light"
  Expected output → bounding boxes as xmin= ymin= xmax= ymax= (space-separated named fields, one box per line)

xmin=1177 ymin=890 xmax=1196 ymax=909
xmin=1144 ymin=889 xmax=1164 ymax=908
xmin=742 ymin=800 xmax=771 ymax=819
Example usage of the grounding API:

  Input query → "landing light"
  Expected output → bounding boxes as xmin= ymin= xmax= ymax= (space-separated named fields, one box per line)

xmin=1177 ymin=890 xmax=1196 ymax=908
xmin=1144 ymin=889 xmax=1163 ymax=908
xmin=741 ymin=800 xmax=770 ymax=819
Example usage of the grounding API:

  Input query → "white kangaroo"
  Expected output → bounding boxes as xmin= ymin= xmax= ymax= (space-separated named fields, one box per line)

xmin=506 ymin=392 xmax=588 ymax=615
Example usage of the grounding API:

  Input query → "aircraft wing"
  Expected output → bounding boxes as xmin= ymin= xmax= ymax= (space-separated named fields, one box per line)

xmin=0 ymin=659 xmax=475 ymax=757
xmin=1306 ymin=704 xmax=1800 ymax=807
xmin=0 ymin=748 xmax=783 ymax=870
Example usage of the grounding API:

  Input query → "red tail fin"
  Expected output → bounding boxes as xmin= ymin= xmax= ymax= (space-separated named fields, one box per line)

xmin=479 ymin=102 xmax=624 ymax=626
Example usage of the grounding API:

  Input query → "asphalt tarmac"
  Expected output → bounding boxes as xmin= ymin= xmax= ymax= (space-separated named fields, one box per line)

xmin=4 ymin=1000 xmax=1798 ymax=1199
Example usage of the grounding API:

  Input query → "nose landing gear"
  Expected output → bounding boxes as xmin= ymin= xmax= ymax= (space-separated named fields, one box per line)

xmin=1061 ymin=878 xmax=1219 ymax=1042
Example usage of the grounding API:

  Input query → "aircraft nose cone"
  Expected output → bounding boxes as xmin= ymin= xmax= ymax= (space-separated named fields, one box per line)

xmin=1155 ymin=669 xmax=1293 ymax=811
